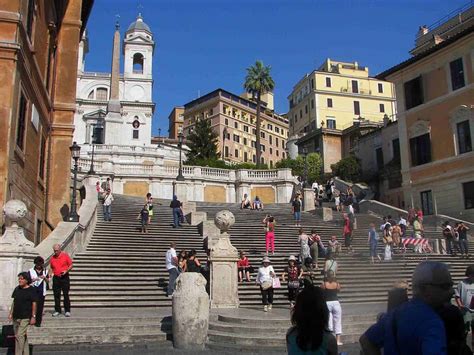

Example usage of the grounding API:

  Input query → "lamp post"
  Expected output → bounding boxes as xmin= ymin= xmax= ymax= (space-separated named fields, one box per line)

xmin=87 ymin=143 xmax=96 ymax=175
xmin=302 ymin=147 xmax=308 ymax=188
xmin=176 ymin=132 xmax=185 ymax=181
xmin=68 ymin=141 xmax=81 ymax=222
xmin=222 ymin=127 xmax=228 ymax=159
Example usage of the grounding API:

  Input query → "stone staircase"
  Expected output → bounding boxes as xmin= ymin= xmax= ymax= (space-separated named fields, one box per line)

xmin=25 ymin=194 xmax=471 ymax=351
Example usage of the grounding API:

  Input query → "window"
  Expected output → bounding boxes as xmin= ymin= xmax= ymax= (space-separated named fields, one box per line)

xmin=311 ymin=78 xmax=314 ymax=89
xmin=376 ymin=147 xmax=384 ymax=170
xmin=244 ymin=152 xmax=248 ymax=162
xmin=276 ymin=137 xmax=279 ymax=146
xmin=234 ymin=122 xmax=238 ymax=129
xmin=311 ymin=99 xmax=314 ymax=109
xmin=353 ymin=101 xmax=360 ymax=115
xmin=410 ymin=133 xmax=431 ymax=166
xmin=261 ymin=144 xmax=265 ymax=152
xmin=282 ymin=152 xmax=286 ymax=159
xmin=450 ymin=58 xmax=465 ymax=91
xmin=305 ymin=105 xmax=308 ymax=114
xmin=253 ymin=154 xmax=256 ymax=163
xmin=96 ymin=88 xmax=108 ymax=101
xmin=326 ymin=77 xmax=331 ymax=87
xmin=269 ymin=135 xmax=272 ymax=145
xmin=420 ymin=190 xmax=434 ymax=215
xmin=26 ymin=0 xmax=35 ymax=40
xmin=294 ymin=115 xmax=298 ymax=123
xmin=244 ymin=125 xmax=249 ymax=133
xmin=392 ymin=138 xmax=400 ymax=161
xmin=282 ymin=140 xmax=285 ymax=149
xmin=327 ymin=98 xmax=333 ymax=108
xmin=133 ymin=130 xmax=139 ymax=139
xmin=378 ymin=83 xmax=384 ymax=93
xmin=404 ymin=76 xmax=424 ymax=110
xmin=300 ymin=109 xmax=302 ymax=118
xmin=39 ymin=134 xmax=46 ymax=180
xmin=326 ymin=119 xmax=336 ymax=129
xmin=261 ymin=157 xmax=265 ymax=164
xmin=234 ymin=149 xmax=238 ymax=158
xmin=16 ymin=91 xmax=28 ymax=150
xmin=133 ymin=53 xmax=144 ymax=74
xmin=252 ymin=128 xmax=256 ymax=135
xmin=243 ymin=137 xmax=247 ymax=145
xmin=233 ymin=134 xmax=240 ymax=143
xmin=261 ymin=132 xmax=265 ymax=139
xmin=463 ymin=182 xmax=474 ymax=209
xmin=92 ymin=123 xmax=104 ymax=144
xmin=87 ymin=90 xmax=94 ymax=99
xmin=276 ymin=150 xmax=279 ymax=157
xmin=275 ymin=127 xmax=280 ymax=133
xmin=225 ymin=118 xmax=229 ymax=126
xmin=457 ymin=121 xmax=472 ymax=154
xmin=225 ymin=146 xmax=229 ymax=157
xmin=251 ymin=141 xmax=256 ymax=148
xmin=267 ymin=124 xmax=273 ymax=130
xmin=379 ymin=104 xmax=385 ymax=113
xmin=352 ymin=80 xmax=359 ymax=93
xmin=270 ymin=147 xmax=273 ymax=154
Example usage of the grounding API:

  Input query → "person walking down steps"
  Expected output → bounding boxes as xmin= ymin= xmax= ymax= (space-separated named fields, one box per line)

xmin=170 ymin=195 xmax=182 ymax=228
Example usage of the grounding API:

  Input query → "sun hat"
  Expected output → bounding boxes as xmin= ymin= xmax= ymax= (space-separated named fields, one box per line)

xmin=262 ymin=256 xmax=271 ymax=263
xmin=288 ymin=255 xmax=296 ymax=261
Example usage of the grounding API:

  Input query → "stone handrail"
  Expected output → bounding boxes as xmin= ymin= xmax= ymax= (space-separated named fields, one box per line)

xmin=334 ymin=177 xmax=374 ymax=200
xmin=35 ymin=176 xmax=98 ymax=263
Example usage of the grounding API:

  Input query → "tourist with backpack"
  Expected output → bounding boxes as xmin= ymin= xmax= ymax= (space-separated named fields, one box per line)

xmin=281 ymin=255 xmax=303 ymax=308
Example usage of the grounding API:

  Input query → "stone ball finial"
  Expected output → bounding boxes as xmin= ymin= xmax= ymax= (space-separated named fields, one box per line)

xmin=214 ymin=210 xmax=235 ymax=233
xmin=3 ymin=200 xmax=27 ymax=226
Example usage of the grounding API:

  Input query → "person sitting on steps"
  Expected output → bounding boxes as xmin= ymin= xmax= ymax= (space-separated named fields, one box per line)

xmin=253 ymin=196 xmax=264 ymax=211
xmin=241 ymin=193 xmax=252 ymax=209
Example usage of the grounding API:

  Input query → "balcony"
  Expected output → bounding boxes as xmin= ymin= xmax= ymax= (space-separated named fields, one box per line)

xmin=340 ymin=87 xmax=372 ymax=95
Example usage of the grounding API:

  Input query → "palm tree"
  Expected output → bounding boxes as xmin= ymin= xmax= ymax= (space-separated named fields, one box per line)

xmin=244 ymin=60 xmax=275 ymax=167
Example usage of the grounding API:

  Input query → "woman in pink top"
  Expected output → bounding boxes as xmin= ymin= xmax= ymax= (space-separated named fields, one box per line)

xmin=343 ymin=214 xmax=353 ymax=253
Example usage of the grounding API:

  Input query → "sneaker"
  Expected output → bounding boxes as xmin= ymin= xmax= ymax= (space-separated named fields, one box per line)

xmin=52 ymin=312 xmax=61 ymax=317
xmin=263 ymin=305 xmax=268 ymax=312
xmin=65 ymin=312 xmax=71 ymax=317
xmin=268 ymin=304 xmax=272 ymax=310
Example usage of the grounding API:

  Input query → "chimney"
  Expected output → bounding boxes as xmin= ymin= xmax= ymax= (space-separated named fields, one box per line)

xmin=107 ymin=21 xmax=121 ymax=113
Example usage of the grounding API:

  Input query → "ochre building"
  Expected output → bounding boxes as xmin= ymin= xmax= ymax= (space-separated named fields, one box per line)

xmin=182 ymin=89 xmax=289 ymax=167
xmin=0 ymin=0 xmax=93 ymax=243
xmin=378 ymin=23 xmax=474 ymax=221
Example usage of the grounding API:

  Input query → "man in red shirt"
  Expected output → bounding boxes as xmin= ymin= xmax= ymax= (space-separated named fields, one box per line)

xmin=49 ymin=244 xmax=73 ymax=317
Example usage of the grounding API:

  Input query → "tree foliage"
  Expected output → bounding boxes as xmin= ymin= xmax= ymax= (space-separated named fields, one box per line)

xmin=185 ymin=118 xmax=219 ymax=164
xmin=275 ymin=153 xmax=323 ymax=183
xmin=243 ymin=60 xmax=275 ymax=167
xmin=330 ymin=155 xmax=362 ymax=182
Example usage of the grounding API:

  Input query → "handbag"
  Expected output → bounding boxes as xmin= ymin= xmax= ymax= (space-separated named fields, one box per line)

xmin=272 ymin=277 xmax=281 ymax=289
xmin=261 ymin=280 xmax=272 ymax=290
xmin=0 ymin=324 xmax=15 ymax=348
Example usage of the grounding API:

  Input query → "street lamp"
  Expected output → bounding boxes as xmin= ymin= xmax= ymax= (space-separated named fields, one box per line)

xmin=176 ymin=132 xmax=185 ymax=181
xmin=68 ymin=141 xmax=81 ymax=222
xmin=222 ymin=127 xmax=228 ymax=159
xmin=302 ymin=147 xmax=308 ymax=188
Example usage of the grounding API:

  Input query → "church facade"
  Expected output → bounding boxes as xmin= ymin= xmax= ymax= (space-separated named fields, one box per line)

xmin=74 ymin=15 xmax=155 ymax=147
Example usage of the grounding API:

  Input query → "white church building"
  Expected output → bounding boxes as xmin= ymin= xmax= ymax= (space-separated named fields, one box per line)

xmin=74 ymin=15 xmax=154 ymax=146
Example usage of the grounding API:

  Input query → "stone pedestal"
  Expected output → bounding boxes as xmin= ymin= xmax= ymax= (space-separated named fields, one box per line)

xmin=210 ymin=210 xmax=239 ymax=308
xmin=173 ymin=181 xmax=189 ymax=202
xmin=317 ymin=207 xmax=333 ymax=221
xmin=303 ymin=188 xmax=315 ymax=212
xmin=172 ymin=273 xmax=209 ymax=350
xmin=0 ymin=200 xmax=39 ymax=310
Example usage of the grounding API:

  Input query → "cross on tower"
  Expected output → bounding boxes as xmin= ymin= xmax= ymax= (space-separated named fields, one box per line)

xmin=115 ymin=14 xmax=120 ymax=29
xmin=137 ymin=2 xmax=143 ymax=16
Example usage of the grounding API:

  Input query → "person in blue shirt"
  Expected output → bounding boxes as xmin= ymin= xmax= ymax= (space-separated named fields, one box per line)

xmin=359 ymin=260 xmax=454 ymax=355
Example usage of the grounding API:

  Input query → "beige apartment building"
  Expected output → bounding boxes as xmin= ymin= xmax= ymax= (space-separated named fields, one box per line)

xmin=168 ymin=106 xmax=184 ymax=139
xmin=182 ymin=89 xmax=289 ymax=167
xmin=288 ymin=59 xmax=396 ymax=136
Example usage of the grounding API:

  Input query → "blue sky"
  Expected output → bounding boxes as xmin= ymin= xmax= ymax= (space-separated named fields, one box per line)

xmin=84 ymin=0 xmax=471 ymax=136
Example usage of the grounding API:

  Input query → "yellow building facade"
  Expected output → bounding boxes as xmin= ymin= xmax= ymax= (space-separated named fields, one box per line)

xmin=288 ymin=59 xmax=396 ymax=136
xmin=183 ymin=89 xmax=289 ymax=167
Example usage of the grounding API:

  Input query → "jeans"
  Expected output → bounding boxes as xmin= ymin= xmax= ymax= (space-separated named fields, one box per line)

xmin=167 ymin=268 xmax=179 ymax=296
xmin=103 ymin=204 xmax=112 ymax=221
xmin=260 ymin=286 xmax=274 ymax=305
xmin=13 ymin=318 xmax=30 ymax=355
xmin=446 ymin=237 xmax=456 ymax=255
xmin=459 ymin=239 xmax=469 ymax=255
xmin=53 ymin=274 xmax=71 ymax=313
xmin=172 ymin=208 xmax=181 ymax=227
xmin=294 ymin=211 xmax=301 ymax=222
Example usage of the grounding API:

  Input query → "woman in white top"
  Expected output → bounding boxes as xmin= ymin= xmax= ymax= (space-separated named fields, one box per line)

xmin=28 ymin=256 xmax=49 ymax=327
xmin=256 ymin=256 xmax=276 ymax=312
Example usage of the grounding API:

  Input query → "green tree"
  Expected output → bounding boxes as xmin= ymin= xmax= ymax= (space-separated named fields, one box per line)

xmin=185 ymin=118 xmax=219 ymax=164
xmin=243 ymin=60 xmax=275 ymax=167
xmin=331 ymin=155 xmax=362 ymax=182
xmin=275 ymin=153 xmax=323 ymax=183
